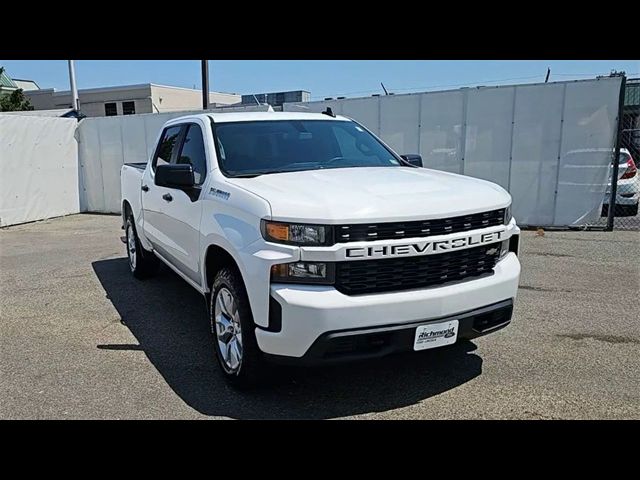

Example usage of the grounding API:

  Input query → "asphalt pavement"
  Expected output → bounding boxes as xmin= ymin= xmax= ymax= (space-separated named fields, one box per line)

xmin=1 ymin=214 xmax=638 ymax=419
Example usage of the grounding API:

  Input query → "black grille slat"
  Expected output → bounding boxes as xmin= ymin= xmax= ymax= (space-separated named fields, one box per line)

xmin=337 ymin=209 xmax=504 ymax=243
xmin=335 ymin=243 xmax=501 ymax=295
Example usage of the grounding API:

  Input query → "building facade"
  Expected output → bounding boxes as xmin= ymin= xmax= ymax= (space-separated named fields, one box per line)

xmin=25 ymin=83 xmax=241 ymax=117
xmin=0 ymin=69 xmax=39 ymax=98
xmin=241 ymin=90 xmax=310 ymax=108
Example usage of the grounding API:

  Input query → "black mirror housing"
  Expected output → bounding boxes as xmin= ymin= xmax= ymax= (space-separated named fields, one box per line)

xmin=155 ymin=164 xmax=195 ymax=188
xmin=401 ymin=154 xmax=423 ymax=168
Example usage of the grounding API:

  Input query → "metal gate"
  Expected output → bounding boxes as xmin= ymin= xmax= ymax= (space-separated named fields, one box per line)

xmin=592 ymin=75 xmax=640 ymax=231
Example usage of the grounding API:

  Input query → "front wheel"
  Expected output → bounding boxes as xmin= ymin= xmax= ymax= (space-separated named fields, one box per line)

xmin=125 ymin=215 xmax=159 ymax=279
xmin=210 ymin=267 xmax=266 ymax=387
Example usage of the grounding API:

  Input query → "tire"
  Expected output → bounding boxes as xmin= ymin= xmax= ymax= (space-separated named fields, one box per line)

xmin=125 ymin=215 xmax=159 ymax=279
xmin=210 ymin=266 xmax=266 ymax=387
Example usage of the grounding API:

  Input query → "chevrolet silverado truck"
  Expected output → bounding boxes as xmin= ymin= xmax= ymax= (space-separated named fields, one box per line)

xmin=120 ymin=111 xmax=521 ymax=385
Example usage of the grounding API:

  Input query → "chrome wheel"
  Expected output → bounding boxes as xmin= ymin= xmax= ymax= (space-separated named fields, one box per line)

xmin=127 ymin=223 xmax=137 ymax=271
xmin=214 ymin=287 xmax=243 ymax=373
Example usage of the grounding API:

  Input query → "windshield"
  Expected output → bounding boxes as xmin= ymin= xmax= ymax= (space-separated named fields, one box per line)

xmin=212 ymin=120 xmax=401 ymax=177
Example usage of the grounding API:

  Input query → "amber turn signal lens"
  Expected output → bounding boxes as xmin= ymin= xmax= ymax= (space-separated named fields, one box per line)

xmin=265 ymin=222 xmax=289 ymax=241
xmin=270 ymin=263 xmax=288 ymax=277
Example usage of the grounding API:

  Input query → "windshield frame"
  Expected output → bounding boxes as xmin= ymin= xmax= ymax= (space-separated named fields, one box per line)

xmin=209 ymin=117 xmax=407 ymax=178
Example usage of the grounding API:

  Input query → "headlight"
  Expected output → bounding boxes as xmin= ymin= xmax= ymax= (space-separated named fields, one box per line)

xmin=503 ymin=204 xmax=512 ymax=225
xmin=262 ymin=220 xmax=332 ymax=246
xmin=271 ymin=262 xmax=335 ymax=284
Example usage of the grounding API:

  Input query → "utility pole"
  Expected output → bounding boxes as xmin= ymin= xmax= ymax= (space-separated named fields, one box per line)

xmin=545 ymin=68 xmax=551 ymax=83
xmin=68 ymin=60 xmax=79 ymax=111
xmin=201 ymin=60 xmax=210 ymax=110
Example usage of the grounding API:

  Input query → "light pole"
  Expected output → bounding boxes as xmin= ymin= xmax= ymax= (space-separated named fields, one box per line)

xmin=68 ymin=60 xmax=79 ymax=111
xmin=201 ymin=60 xmax=209 ymax=110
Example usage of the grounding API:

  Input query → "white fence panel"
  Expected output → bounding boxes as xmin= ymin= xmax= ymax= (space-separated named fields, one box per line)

xmin=554 ymin=79 xmax=621 ymax=226
xmin=509 ymin=83 xmax=564 ymax=226
xmin=338 ymin=97 xmax=380 ymax=133
xmin=0 ymin=115 xmax=79 ymax=227
xmin=380 ymin=94 xmax=420 ymax=155
xmin=419 ymin=90 xmax=464 ymax=174
xmin=463 ymin=86 xmax=515 ymax=190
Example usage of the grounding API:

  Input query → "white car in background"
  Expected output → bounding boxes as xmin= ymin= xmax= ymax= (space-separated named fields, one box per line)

xmin=603 ymin=148 xmax=639 ymax=217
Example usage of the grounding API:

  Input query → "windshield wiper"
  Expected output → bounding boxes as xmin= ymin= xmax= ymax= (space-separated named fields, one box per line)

xmin=229 ymin=172 xmax=264 ymax=178
xmin=228 ymin=169 xmax=294 ymax=178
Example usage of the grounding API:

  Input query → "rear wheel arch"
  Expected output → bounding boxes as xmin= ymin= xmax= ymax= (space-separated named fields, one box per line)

xmin=122 ymin=199 xmax=132 ymax=225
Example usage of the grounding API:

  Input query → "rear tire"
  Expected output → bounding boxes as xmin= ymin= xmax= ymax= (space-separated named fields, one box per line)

xmin=125 ymin=215 xmax=159 ymax=279
xmin=210 ymin=267 xmax=266 ymax=387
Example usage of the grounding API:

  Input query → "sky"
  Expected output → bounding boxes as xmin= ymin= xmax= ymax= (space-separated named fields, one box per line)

xmin=1 ymin=60 xmax=638 ymax=99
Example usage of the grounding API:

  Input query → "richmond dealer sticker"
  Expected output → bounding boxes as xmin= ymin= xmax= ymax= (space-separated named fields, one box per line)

xmin=413 ymin=320 xmax=459 ymax=351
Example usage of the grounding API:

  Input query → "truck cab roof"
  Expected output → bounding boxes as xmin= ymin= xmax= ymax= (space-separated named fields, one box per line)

xmin=163 ymin=111 xmax=350 ymax=127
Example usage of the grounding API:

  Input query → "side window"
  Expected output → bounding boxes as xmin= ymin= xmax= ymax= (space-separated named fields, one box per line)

xmin=176 ymin=124 xmax=207 ymax=185
xmin=152 ymin=126 xmax=183 ymax=172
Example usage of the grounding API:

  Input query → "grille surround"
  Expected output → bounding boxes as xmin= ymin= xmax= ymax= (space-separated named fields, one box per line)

xmin=335 ymin=209 xmax=505 ymax=243
xmin=335 ymin=242 xmax=501 ymax=295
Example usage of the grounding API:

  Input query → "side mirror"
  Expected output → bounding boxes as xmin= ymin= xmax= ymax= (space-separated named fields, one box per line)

xmin=155 ymin=164 xmax=195 ymax=188
xmin=401 ymin=154 xmax=423 ymax=168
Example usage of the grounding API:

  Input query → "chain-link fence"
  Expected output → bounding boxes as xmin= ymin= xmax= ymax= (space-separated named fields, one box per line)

xmin=587 ymin=76 xmax=640 ymax=231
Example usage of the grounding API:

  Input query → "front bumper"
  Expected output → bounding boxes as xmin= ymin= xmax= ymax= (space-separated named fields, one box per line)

xmin=264 ymin=299 xmax=513 ymax=366
xmin=255 ymin=252 xmax=521 ymax=359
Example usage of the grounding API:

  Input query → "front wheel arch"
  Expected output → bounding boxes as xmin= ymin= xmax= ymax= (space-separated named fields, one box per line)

xmin=204 ymin=244 xmax=244 ymax=294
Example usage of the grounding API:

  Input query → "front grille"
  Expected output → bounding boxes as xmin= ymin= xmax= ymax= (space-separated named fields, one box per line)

xmin=335 ymin=209 xmax=505 ymax=243
xmin=335 ymin=243 xmax=501 ymax=295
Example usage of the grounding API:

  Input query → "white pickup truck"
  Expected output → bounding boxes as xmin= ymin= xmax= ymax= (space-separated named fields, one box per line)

xmin=121 ymin=111 xmax=521 ymax=385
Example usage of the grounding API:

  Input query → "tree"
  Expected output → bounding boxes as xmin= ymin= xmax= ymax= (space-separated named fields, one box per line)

xmin=0 ymin=89 xmax=34 ymax=112
xmin=0 ymin=67 xmax=34 ymax=112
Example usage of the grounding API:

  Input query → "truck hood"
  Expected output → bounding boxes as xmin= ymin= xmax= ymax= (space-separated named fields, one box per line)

xmin=226 ymin=167 xmax=511 ymax=223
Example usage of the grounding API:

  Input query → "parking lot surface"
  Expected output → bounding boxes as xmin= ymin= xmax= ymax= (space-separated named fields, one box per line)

xmin=1 ymin=214 xmax=638 ymax=419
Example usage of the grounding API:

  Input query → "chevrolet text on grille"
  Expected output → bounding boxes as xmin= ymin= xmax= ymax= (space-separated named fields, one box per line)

xmin=345 ymin=230 xmax=504 ymax=258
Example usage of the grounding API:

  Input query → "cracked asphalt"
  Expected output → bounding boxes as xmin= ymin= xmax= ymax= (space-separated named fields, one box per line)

xmin=1 ymin=214 xmax=638 ymax=419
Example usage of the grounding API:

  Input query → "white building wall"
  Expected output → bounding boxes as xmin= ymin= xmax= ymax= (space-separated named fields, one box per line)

xmin=25 ymin=84 xmax=240 ymax=118
xmin=149 ymin=85 xmax=240 ymax=113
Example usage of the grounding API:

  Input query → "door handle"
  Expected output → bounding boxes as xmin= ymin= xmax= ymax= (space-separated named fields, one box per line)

xmin=162 ymin=193 xmax=173 ymax=202
xmin=141 ymin=184 xmax=149 ymax=192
